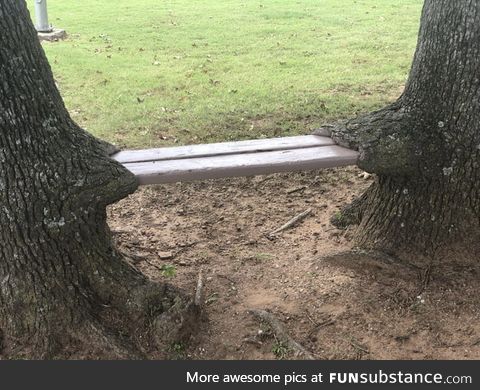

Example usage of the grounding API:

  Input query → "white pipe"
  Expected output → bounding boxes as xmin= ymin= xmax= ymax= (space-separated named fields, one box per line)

xmin=34 ymin=0 xmax=51 ymax=32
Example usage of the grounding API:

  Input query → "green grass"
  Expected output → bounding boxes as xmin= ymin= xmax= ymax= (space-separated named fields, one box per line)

xmin=33 ymin=0 xmax=422 ymax=148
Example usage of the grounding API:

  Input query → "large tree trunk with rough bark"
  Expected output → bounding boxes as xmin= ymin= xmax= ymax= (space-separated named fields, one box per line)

xmin=0 ymin=0 xmax=198 ymax=359
xmin=326 ymin=0 xmax=480 ymax=256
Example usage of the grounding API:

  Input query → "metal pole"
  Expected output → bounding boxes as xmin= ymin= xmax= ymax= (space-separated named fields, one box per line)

xmin=34 ymin=0 xmax=51 ymax=33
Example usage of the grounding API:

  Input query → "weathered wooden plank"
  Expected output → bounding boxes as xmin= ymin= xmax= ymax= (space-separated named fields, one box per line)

xmin=122 ymin=145 xmax=358 ymax=185
xmin=113 ymin=135 xmax=335 ymax=164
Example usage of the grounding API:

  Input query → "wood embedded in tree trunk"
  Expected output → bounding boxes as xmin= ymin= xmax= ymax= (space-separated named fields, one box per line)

xmin=0 ymin=0 xmax=198 ymax=359
xmin=330 ymin=0 xmax=480 ymax=254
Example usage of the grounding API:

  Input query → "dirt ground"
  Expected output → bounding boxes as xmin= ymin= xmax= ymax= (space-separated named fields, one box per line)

xmin=108 ymin=167 xmax=480 ymax=360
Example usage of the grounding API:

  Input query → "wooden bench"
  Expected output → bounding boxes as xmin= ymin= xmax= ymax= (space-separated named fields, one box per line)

xmin=112 ymin=135 xmax=358 ymax=186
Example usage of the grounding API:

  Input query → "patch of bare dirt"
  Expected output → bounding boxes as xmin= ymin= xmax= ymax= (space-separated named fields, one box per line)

xmin=108 ymin=167 xmax=480 ymax=360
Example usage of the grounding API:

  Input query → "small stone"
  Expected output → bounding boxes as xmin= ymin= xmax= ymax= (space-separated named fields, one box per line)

xmin=158 ymin=251 xmax=174 ymax=260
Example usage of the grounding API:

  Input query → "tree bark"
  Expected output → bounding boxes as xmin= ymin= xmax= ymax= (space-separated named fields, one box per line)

xmin=0 ymin=0 xmax=197 ymax=359
xmin=328 ymin=0 xmax=480 ymax=255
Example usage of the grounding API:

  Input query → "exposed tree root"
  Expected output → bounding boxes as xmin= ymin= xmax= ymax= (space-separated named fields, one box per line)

xmin=331 ymin=191 xmax=369 ymax=229
xmin=82 ymin=321 xmax=146 ymax=359
xmin=153 ymin=292 xmax=201 ymax=348
xmin=103 ymin=277 xmax=202 ymax=357
xmin=248 ymin=309 xmax=315 ymax=360
xmin=0 ymin=273 xmax=201 ymax=359
xmin=91 ymin=281 xmax=200 ymax=359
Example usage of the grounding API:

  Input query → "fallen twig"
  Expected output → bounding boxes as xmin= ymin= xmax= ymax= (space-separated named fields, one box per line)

xmin=257 ymin=176 xmax=274 ymax=184
xmin=287 ymin=186 xmax=307 ymax=195
xmin=217 ymin=273 xmax=236 ymax=284
xmin=348 ymin=337 xmax=370 ymax=354
xmin=242 ymin=336 xmax=263 ymax=347
xmin=194 ymin=269 xmax=204 ymax=307
xmin=248 ymin=309 xmax=315 ymax=360
xmin=305 ymin=313 xmax=317 ymax=326
xmin=143 ymin=258 xmax=164 ymax=272
xmin=124 ymin=251 xmax=149 ymax=262
xmin=268 ymin=208 xmax=312 ymax=236
xmin=307 ymin=318 xmax=335 ymax=337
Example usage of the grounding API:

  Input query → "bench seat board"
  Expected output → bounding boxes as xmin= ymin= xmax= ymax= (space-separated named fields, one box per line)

xmin=121 ymin=145 xmax=358 ymax=185
xmin=113 ymin=135 xmax=335 ymax=164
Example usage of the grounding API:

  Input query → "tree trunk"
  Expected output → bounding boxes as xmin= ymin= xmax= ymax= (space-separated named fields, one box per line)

xmin=0 ymin=0 xmax=198 ymax=359
xmin=329 ymin=0 xmax=480 ymax=256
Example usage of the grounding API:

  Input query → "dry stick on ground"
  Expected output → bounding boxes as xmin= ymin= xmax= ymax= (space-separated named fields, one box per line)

xmin=268 ymin=208 xmax=313 ymax=236
xmin=194 ymin=269 xmax=204 ymax=307
xmin=286 ymin=186 xmax=307 ymax=195
xmin=348 ymin=337 xmax=370 ymax=354
xmin=248 ymin=309 xmax=315 ymax=360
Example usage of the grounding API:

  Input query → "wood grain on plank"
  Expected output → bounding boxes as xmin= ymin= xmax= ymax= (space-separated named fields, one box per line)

xmin=122 ymin=145 xmax=358 ymax=185
xmin=113 ymin=135 xmax=335 ymax=164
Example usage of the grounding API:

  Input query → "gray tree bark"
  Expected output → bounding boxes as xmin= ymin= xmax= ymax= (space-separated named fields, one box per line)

xmin=327 ymin=0 xmax=480 ymax=256
xmin=0 ymin=0 xmax=197 ymax=359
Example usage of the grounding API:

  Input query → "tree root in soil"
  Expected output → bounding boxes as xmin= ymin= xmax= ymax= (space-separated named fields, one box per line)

xmin=248 ymin=309 xmax=315 ymax=360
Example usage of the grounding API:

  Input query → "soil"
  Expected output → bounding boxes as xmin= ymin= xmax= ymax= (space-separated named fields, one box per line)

xmin=108 ymin=167 xmax=480 ymax=360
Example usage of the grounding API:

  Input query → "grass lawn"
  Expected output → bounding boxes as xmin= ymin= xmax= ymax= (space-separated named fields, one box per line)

xmin=33 ymin=0 xmax=422 ymax=148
